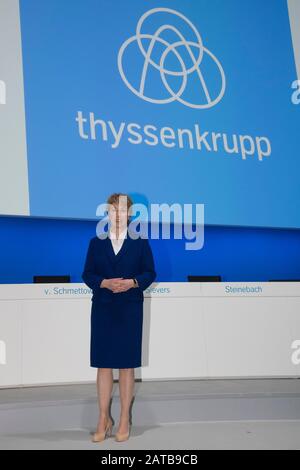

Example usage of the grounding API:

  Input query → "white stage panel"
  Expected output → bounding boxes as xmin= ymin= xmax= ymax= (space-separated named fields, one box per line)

xmin=0 ymin=301 xmax=22 ymax=386
xmin=22 ymin=299 xmax=95 ymax=385
xmin=203 ymin=297 xmax=299 ymax=377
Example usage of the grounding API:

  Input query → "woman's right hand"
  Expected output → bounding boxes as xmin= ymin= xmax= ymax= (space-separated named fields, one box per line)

xmin=100 ymin=278 xmax=124 ymax=292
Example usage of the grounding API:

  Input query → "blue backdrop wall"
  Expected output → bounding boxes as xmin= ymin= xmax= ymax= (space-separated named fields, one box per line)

xmin=1 ymin=1 xmax=300 ymax=285
xmin=1 ymin=216 xmax=299 ymax=284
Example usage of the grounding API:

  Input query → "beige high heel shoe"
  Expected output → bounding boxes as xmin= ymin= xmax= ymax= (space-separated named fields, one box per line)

xmin=115 ymin=422 xmax=132 ymax=442
xmin=92 ymin=417 xmax=113 ymax=442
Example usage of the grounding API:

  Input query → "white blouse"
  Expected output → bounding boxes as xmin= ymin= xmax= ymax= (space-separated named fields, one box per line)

xmin=108 ymin=226 xmax=127 ymax=255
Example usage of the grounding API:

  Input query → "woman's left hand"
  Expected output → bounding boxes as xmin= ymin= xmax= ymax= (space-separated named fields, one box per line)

xmin=112 ymin=279 xmax=135 ymax=293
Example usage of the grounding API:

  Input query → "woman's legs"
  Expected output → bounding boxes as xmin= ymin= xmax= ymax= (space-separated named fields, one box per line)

xmin=96 ymin=368 xmax=113 ymax=432
xmin=118 ymin=368 xmax=135 ymax=433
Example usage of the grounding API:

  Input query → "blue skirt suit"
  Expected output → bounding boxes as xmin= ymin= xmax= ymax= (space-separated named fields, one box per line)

xmin=82 ymin=228 xmax=156 ymax=368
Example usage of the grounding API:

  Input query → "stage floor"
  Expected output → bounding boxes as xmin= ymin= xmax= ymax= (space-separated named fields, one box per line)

xmin=1 ymin=378 xmax=300 ymax=449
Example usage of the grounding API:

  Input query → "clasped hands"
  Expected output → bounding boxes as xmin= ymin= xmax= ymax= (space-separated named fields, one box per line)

xmin=100 ymin=277 xmax=135 ymax=293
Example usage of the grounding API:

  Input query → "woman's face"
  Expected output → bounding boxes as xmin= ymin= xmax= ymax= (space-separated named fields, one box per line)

xmin=108 ymin=201 xmax=129 ymax=230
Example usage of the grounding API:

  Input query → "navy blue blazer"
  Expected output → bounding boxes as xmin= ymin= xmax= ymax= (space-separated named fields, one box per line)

xmin=82 ymin=228 xmax=156 ymax=304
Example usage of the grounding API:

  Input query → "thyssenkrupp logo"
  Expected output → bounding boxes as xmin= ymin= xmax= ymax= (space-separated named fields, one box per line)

xmin=118 ymin=7 xmax=226 ymax=109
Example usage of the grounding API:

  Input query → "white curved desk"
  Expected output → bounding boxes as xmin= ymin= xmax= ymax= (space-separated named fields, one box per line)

xmin=0 ymin=282 xmax=300 ymax=387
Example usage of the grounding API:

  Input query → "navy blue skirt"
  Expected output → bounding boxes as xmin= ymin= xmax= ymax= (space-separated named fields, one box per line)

xmin=90 ymin=299 xmax=144 ymax=368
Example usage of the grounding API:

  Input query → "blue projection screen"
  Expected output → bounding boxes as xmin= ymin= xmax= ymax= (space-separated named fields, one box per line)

xmin=0 ymin=0 xmax=300 ymax=228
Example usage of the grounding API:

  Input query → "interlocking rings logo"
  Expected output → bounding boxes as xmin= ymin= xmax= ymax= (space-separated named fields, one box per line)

xmin=118 ymin=8 xmax=226 ymax=109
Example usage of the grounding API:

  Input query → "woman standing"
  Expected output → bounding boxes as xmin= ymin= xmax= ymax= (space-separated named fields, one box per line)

xmin=82 ymin=193 xmax=156 ymax=442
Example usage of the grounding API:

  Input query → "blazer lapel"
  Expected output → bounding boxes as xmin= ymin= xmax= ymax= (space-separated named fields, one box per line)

xmin=105 ymin=227 xmax=132 ymax=265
